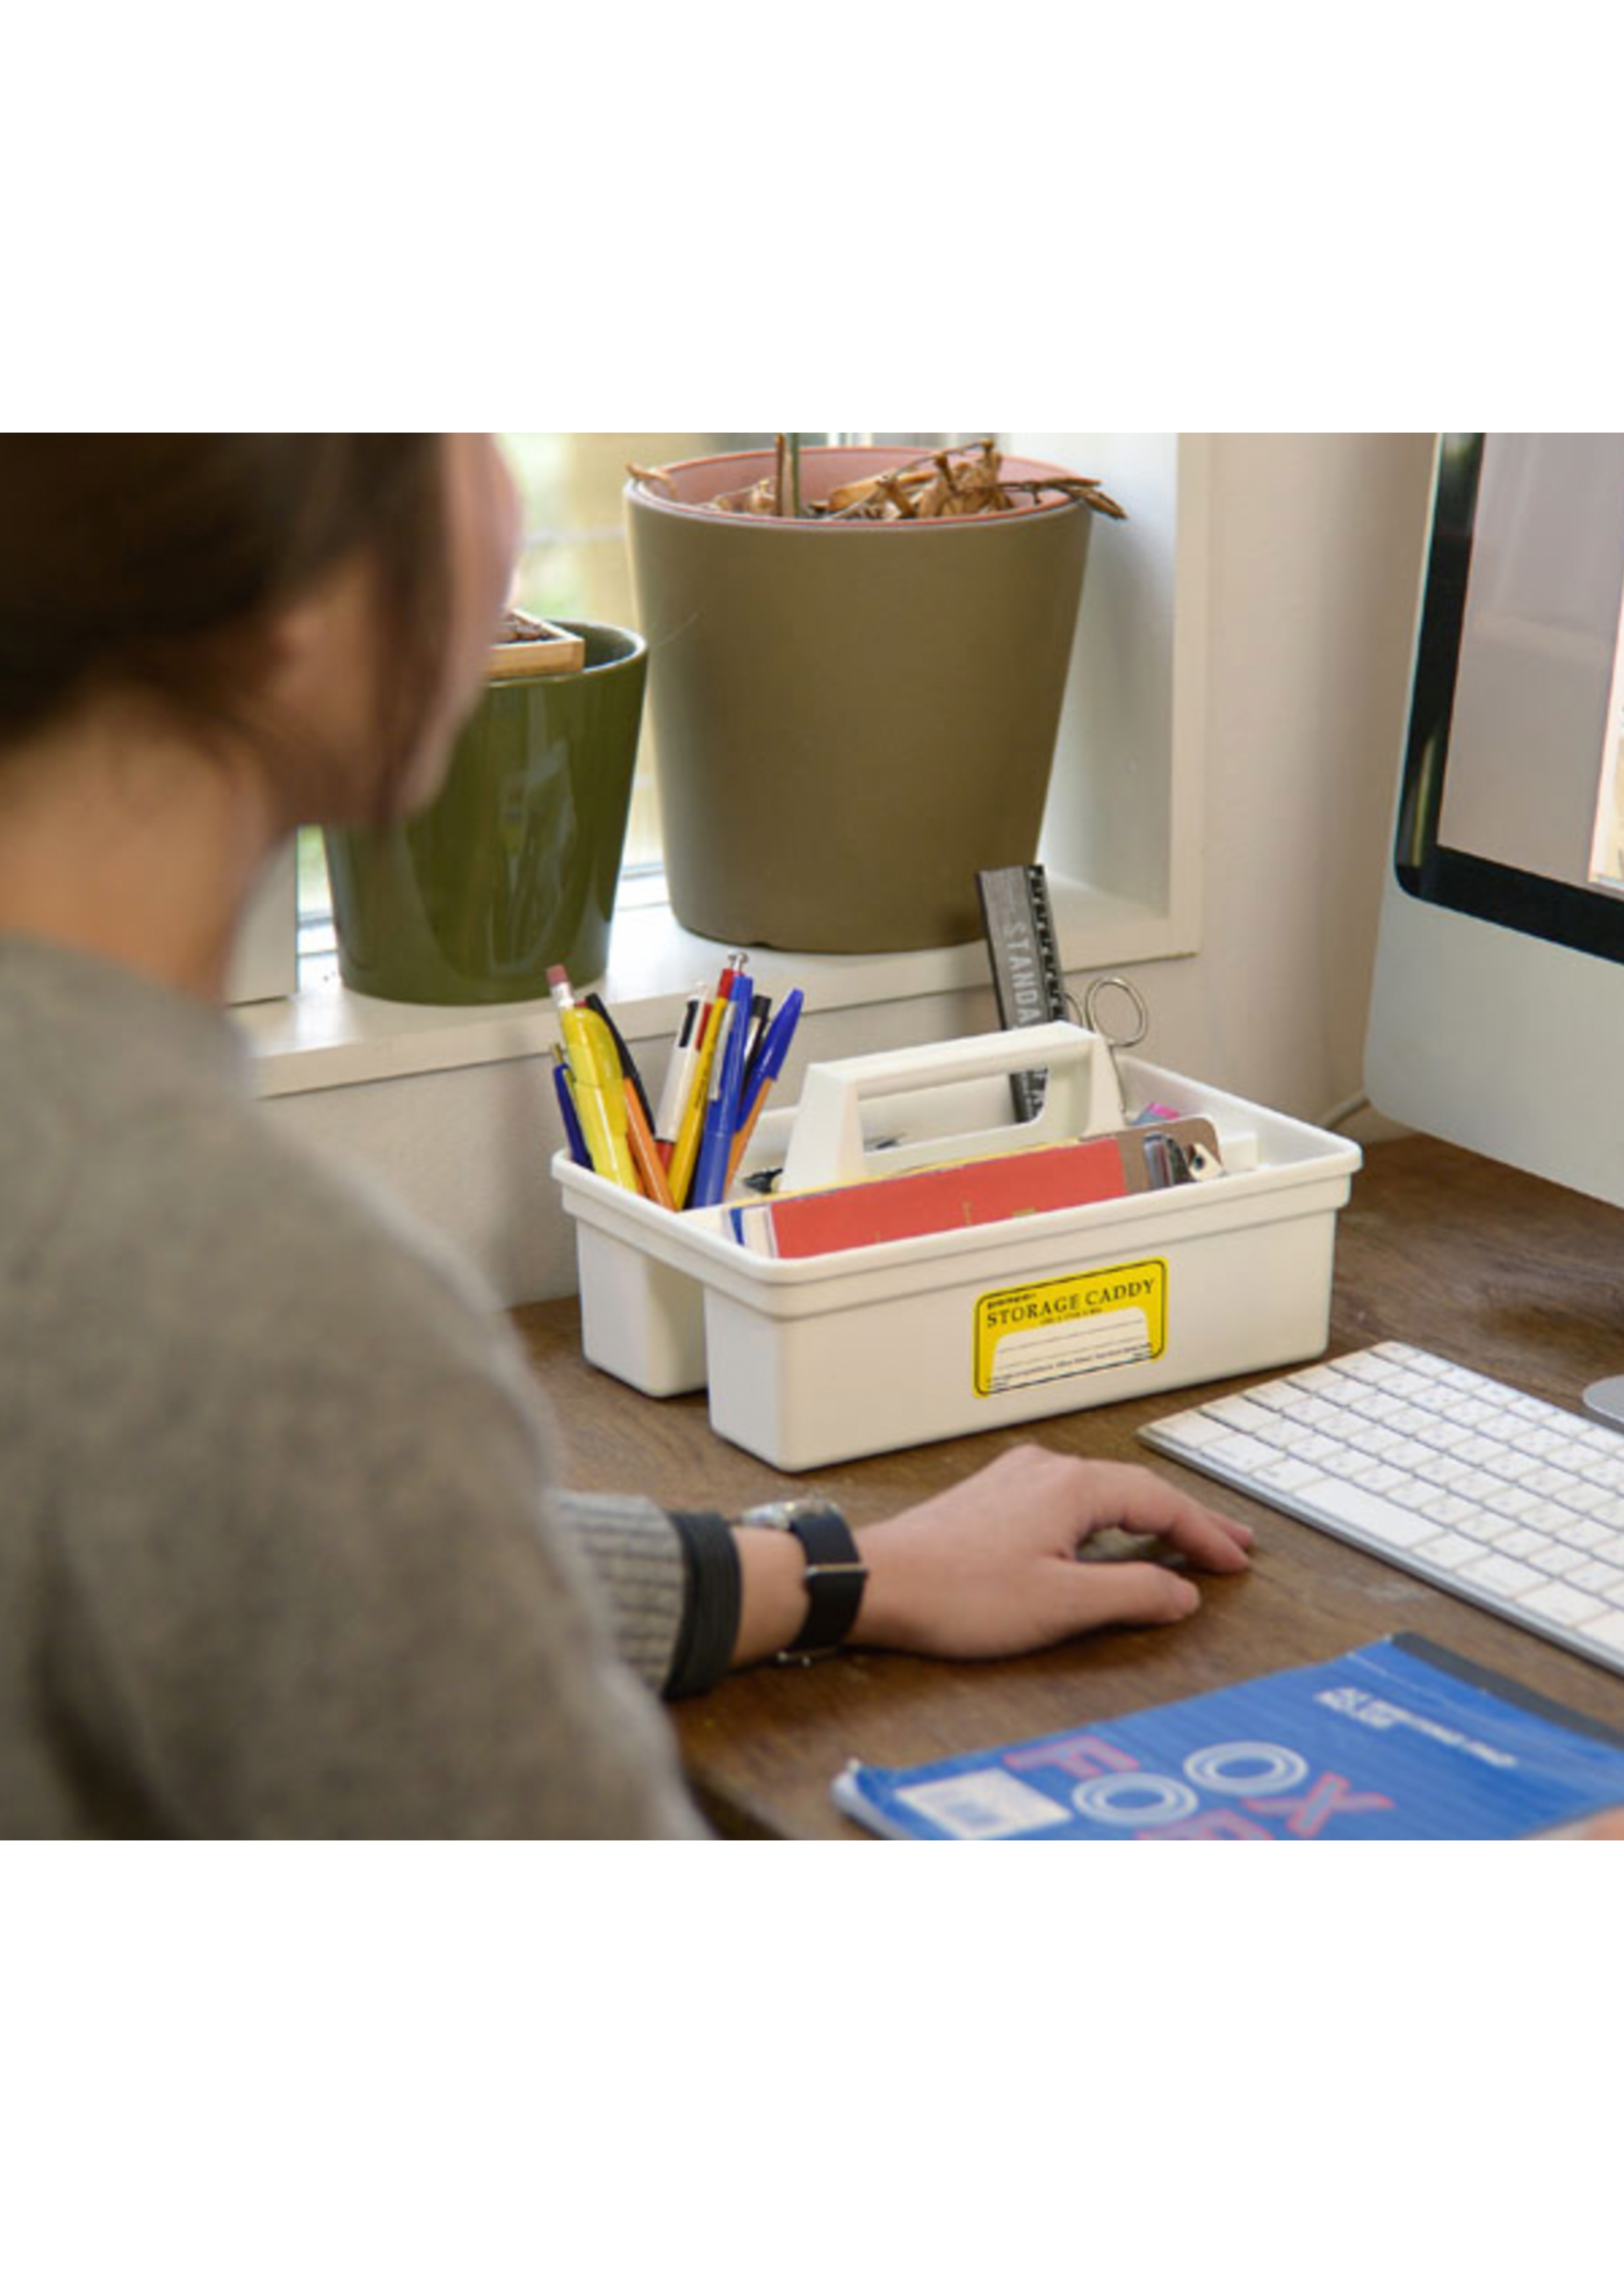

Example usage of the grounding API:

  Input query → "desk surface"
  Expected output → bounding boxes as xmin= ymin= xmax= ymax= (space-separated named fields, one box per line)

xmin=511 ymin=1136 xmax=1624 ymax=1837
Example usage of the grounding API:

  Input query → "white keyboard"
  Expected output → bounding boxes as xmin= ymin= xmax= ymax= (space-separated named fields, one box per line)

xmin=1139 ymin=1341 xmax=1624 ymax=1680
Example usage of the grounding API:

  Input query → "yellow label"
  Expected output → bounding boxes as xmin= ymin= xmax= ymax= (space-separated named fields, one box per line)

xmin=973 ymin=1258 xmax=1167 ymax=1397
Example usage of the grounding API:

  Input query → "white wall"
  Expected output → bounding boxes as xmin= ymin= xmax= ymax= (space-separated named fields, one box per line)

xmin=1121 ymin=433 xmax=1436 ymax=1119
xmin=262 ymin=434 xmax=1440 ymax=1303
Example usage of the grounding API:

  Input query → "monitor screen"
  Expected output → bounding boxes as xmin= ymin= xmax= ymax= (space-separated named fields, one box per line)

xmin=1366 ymin=434 xmax=1624 ymax=1209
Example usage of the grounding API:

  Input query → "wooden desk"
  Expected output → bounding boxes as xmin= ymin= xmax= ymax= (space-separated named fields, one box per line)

xmin=511 ymin=1136 xmax=1624 ymax=1837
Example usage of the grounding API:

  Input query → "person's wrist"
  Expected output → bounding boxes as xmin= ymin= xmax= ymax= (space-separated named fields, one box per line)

xmin=847 ymin=1520 xmax=926 ymax=1654
xmin=728 ymin=1525 xmax=815 ymax=1666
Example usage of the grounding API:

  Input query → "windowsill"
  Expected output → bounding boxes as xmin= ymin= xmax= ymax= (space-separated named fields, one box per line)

xmin=239 ymin=875 xmax=1194 ymax=1099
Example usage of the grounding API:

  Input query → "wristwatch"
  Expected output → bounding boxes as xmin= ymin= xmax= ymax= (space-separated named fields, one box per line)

xmin=734 ymin=1498 xmax=868 ymax=1662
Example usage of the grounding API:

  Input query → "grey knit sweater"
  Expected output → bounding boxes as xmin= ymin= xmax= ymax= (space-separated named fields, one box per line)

xmin=0 ymin=936 xmax=705 ymax=1837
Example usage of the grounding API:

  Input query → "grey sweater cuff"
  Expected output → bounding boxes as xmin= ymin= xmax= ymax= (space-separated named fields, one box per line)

xmin=551 ymin=1492 xmax=744 ymax=1701
xmin=663 ymin=1514 xmax=742 ymax=1699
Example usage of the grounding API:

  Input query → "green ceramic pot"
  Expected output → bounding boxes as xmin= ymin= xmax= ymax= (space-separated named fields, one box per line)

xmin=626 ymin=446 xmax=1094 ymax=953
xmin=324 ymin=621 xmax=648 ymax=1005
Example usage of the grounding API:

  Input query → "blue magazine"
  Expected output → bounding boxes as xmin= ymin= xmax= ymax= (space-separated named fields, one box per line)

xmin=833 ymin=1635 xmax=1624 ymax=1840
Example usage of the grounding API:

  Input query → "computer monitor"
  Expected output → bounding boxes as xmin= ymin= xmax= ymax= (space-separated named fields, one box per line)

xmin=1364 ymin=433 xmax=1624 ymax=1416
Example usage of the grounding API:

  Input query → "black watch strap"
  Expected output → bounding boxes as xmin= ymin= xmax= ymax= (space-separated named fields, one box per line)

xmin=736 ymin=1501 xmax=868 ymax=1662
xmin=783 ymin=1507 xmax=867 ymax=1657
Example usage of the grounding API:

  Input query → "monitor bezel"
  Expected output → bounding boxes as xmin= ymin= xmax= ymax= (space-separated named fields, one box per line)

xmin=1396 ymin=430 xmax=1624 ymax=966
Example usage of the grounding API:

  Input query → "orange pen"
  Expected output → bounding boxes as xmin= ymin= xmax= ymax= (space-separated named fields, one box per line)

xmin=623 ymin=1080 xmax=676 ymax=1209
xmin=727 ymin=1081 xmax=773 ymax=1187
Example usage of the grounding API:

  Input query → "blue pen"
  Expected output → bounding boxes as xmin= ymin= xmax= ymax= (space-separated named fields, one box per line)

xmin=740 ymin=987 xmax=803 ymax=1122
xmin=727 ymin=986 xmax=804 ymax=1184
xmin=551 ymin=1047 xmax=591 ymax=1167
xmin=690 ymin=974 xmax=753 ymax=1208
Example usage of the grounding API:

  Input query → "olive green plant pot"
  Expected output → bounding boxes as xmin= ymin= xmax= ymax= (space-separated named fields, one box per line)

xmin=626 ymin=446 xmax=1094 ymax=954
xmin=323 ymin=621 xmax=647 ymax=1005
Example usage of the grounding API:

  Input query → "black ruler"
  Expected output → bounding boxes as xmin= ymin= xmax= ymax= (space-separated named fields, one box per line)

xmin=976 ymin=864 xmax=1068 ymax=1121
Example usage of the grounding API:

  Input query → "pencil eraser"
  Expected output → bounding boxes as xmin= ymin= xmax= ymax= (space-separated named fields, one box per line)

xmin=547 ymin=964 xmax=570 ymax=987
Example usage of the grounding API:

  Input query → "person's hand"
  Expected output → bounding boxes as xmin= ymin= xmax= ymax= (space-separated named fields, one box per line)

xmin=851 ymin=1442 xmax=1254 ymax=1660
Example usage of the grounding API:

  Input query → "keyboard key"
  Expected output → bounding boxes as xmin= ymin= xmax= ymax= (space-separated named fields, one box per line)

xmin=1151 ymin=1412 xmax=1238 ymax=1451
xmin=1565 ymin=1558 xmax=1618 ymax=1597
xmin=1400 ymin=1348 xmax=1453 ymax=1377
xmin=1521 ymin=1580 xmax=1608 ymax=1628
xmin=1497 ymin=1526 xmax=1549 ymax=1560
xmin=1484 ymin=1487 xmax=1541 ymax=1519
xmin=1413 ymin=1533 xmax=1486 ymax=1572
xmin=1518 ymin=1501 xmax=1577 ymax=1538
xmin=1465 ymin=1555 xmax=1544 ymax=1601
xmin=1528 ymin=1542 xmax=1586 ymax=1577
xmin=1245 ymin=1381 xmax=1316 ymax=1413
xmin=1393 ymin=1476 xmax=1450 ymax=1509
xmin=1289 ymin=1478 xmax=1441 ymax=1550
xmin=1254 ymin=1457 xmax=1322 ymax=1494
xmin=1334 ymin=1351 xmax=1410 ymax=1382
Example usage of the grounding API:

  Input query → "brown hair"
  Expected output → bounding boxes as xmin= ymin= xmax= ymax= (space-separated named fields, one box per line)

xmin=0 ymin=435 xmax=449 ymax=812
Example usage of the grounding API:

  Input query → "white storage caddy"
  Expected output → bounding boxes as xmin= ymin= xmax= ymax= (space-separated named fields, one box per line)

xmin=552 ymin=1021 xmax=1362 ymax=1472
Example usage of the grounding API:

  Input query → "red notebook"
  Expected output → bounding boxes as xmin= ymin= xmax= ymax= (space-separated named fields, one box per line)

xmin=727 ymin=1121 xmax=1219 ymax=1259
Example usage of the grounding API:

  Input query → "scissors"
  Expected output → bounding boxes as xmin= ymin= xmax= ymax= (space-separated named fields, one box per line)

xmin=1074 ymin=972 xmax=1149 ymax=1122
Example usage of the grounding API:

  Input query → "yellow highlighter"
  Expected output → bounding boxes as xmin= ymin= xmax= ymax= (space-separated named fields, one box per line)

xmin=551 ymin=966 xmax=640 ymax=1194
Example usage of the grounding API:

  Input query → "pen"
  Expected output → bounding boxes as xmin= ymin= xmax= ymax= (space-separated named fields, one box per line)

xmin=551 ymin=1045 xmax=591 ymax=1168
xmin=690 ymin=973 xmax=753 ymax=1209
xmin=742 ymin=992 xmax=772 ymax=1093
xmin=729 ymin=986 xmax=803 ymax=1183
xmin=622 ymin=1082 xmax=677 ymax=1209
xmin=586 ymin=993 xmax=656 ymax=1124
xmin=667 ymin=996 xmax=730 ymax=1208
xmin=659 ymin=955 xmax=741 ymax=1173
xmin=549 ymin=965 xmax=640 ymax=1194
xmin=741 ymin=988 xmax=803 ymax=1122
xmin=654 ymin=990 xmax=705 ymax=1162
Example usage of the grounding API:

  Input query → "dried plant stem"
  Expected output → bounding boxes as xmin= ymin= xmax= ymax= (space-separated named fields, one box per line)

xmin=772 ymin=434 xmax=806 ymax=518
xmin=820 ymin=439 xmax=999 ymax=522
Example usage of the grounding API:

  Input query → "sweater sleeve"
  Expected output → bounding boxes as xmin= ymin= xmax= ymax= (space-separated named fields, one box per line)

xmin=551 ymin=1493 xmax=745 ymax=1700
xmin=40 ymin=1118 xmax=710 ymax=1839
xmin=548 ymin=1489 xmax=686 ymax=1691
